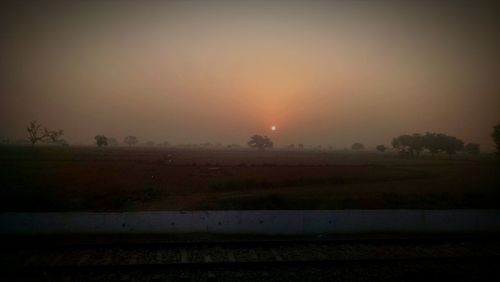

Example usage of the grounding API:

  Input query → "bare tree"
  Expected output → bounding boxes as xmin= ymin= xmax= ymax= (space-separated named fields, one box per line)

xmin=26 ymin=120 xmax=63 ymax=147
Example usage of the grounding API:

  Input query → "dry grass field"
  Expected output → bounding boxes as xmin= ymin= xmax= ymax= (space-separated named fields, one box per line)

xmin=1 ymin=146 xmax=499 ymax=211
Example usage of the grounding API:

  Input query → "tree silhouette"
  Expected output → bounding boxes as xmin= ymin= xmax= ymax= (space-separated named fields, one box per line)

xmin=464 ymin=143 xmax=480 ymax=154
xmin=124 ymin=136 xmax=139 ymax=146
xmin=247 ymin=135 xmax=273 ymax=151
xmin=423 ymin=133 xmax=441 ymax=156
xmin=394 ymin=132 xmax=464 ymax=157
xmin=392 ymin=134 xmax=412 ymax=155
xmin=376 ymin=145 xmax=387 ymax=152
xmin=409 ymin=133 xmax=425 ymax=156
xmin=26 ymin=120 xmax=63 ymax=147
xmin=94 ymin=135 xmax=108 ymax=147
xmin=392 ymin=134 xmax=424 ymax=156
xmin=439 ymin=134 xmax=464 ymax=155
xmin=351 ymin=142 xmax=364 ymax=151
xmin=492 ymin=124 xmax=500 ymax=156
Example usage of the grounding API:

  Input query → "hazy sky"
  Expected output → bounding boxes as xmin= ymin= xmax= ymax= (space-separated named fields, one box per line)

xmin=1 ymin=1 xmax=499 ymax=149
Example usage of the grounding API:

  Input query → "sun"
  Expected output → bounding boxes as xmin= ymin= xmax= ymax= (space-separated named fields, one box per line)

xmin=271 ymin=125 xmax=277 ymax=131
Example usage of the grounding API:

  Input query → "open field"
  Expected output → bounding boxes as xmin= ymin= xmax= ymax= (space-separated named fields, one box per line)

xmin=1 ymin=146 xmax=499 ymax=211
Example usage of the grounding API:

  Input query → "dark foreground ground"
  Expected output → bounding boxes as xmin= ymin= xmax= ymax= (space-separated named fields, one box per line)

xmin=1 ymin=146 xmax=499 ymax=211
xmin=1 ymin=234 xmax=499 ymax=282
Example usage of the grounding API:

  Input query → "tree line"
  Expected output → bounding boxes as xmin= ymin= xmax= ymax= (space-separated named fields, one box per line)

xmin=7 ymin=120 xmax=500 ymax=157
xmin=391 ymin=132 xmax=478 ymax=156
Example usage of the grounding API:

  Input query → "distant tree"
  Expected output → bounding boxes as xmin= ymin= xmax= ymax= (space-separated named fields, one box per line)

xmin=392 ymin=134 xmax=412 ymax=155
xmin=493 ymin=124 xmax=500 ymax=157
xmin=298 ymin=144 xmax=304 ymax=150
xmin=351 ymin=142 xmax=364 ymax=151
xmin=422 ymin=132 xmax=464 ymax=155
xmin=26 ymin=120 xmax=63 ymax=147
xmin=288 ymin=144 xmax=295 ymax=149
xmin=441 ymin=135 xmax=464 ymax=155
xmin=247 ymin=135 xmax=273 ymax=151
xmin=108 ymin=137 xmax=119 ymax=146
xmin=409 ymin=133 xmax=425 ymax=156
xmin=94 ymin=135 xmax=108 ymax=147
xmin=464 ymin=143 xmax=480 ymax=154
xmin=392 ymin=134 xmax=424 ymax=156
xmin=145 ymin=141 xmax=155 ymax=146
xmin=124 ymin=136 xmax=139 ymax=146
xmin=376 ymin=145 xmax=387 ymax=152
xmin=423 ymin=132 xmax=441 ymax=156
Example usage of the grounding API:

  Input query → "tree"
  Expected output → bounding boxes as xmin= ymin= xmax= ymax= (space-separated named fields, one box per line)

xmin=423 ymin=132 xmax=441 ymax=156
xmin=376 ymin=145 xmax=387 ymax=152
xmin=124 ymin=136 xmax=138 ymax=146
xmin=392 ymin=134 xmax=412 ymax=155
xmin=351 ymin=142 xmax=364 ymax=151
xmin=392 ymin=134 xmax=423 ymax=156
xmin=108 ymin=137 xmax=119 ymax=146
xmin=464 ymin=143 xmax=480 ymax=154
xmin=409 ymin=133 xmax=424 ymax=156
xmin=298 ymin=144 xmax=304 ymax=150
xmin=493 ymin=124 xmax=500 ymax=157
xmin=26 ymin=120 xmax=63 ymax=147
xmin=247 ymin=135 xmax=273 ymax=151
xmin=94 ymin=135 xmax=108 ymax=147
xmin=145 ymin=141 xmax=155 ymax=146
xmin=393 ymin=132 xmax=464 ymax=156
xmin=441 ymin=135 xmax=464 ymax=155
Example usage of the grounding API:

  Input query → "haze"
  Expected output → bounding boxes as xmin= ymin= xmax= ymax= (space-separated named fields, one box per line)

xmin=1 ymin=1 xmax=499 ymax=149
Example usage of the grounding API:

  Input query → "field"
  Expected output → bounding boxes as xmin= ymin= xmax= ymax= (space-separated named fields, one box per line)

xmin=1 ymin=146 xmax=499 ymax=211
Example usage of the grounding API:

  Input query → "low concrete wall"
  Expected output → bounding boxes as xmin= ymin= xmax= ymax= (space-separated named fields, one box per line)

xmin=1 ymin=210 xmax=499 ymax=235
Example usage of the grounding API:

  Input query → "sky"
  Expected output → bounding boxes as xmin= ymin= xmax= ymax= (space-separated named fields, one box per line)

xmin=1 ymin=1 xmax=499 ymax=149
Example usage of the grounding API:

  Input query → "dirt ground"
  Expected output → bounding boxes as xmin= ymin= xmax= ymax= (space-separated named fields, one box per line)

xmin=1 ymin=146 xmax=499 ymax=211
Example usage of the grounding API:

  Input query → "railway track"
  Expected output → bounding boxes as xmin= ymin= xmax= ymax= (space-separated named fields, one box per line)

xmin=2 ymin=237 xmax=500 ymax=281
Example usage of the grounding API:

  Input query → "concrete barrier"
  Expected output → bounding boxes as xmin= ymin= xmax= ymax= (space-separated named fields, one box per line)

xmin=1 ymin=210 xmax=499 ymax=235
